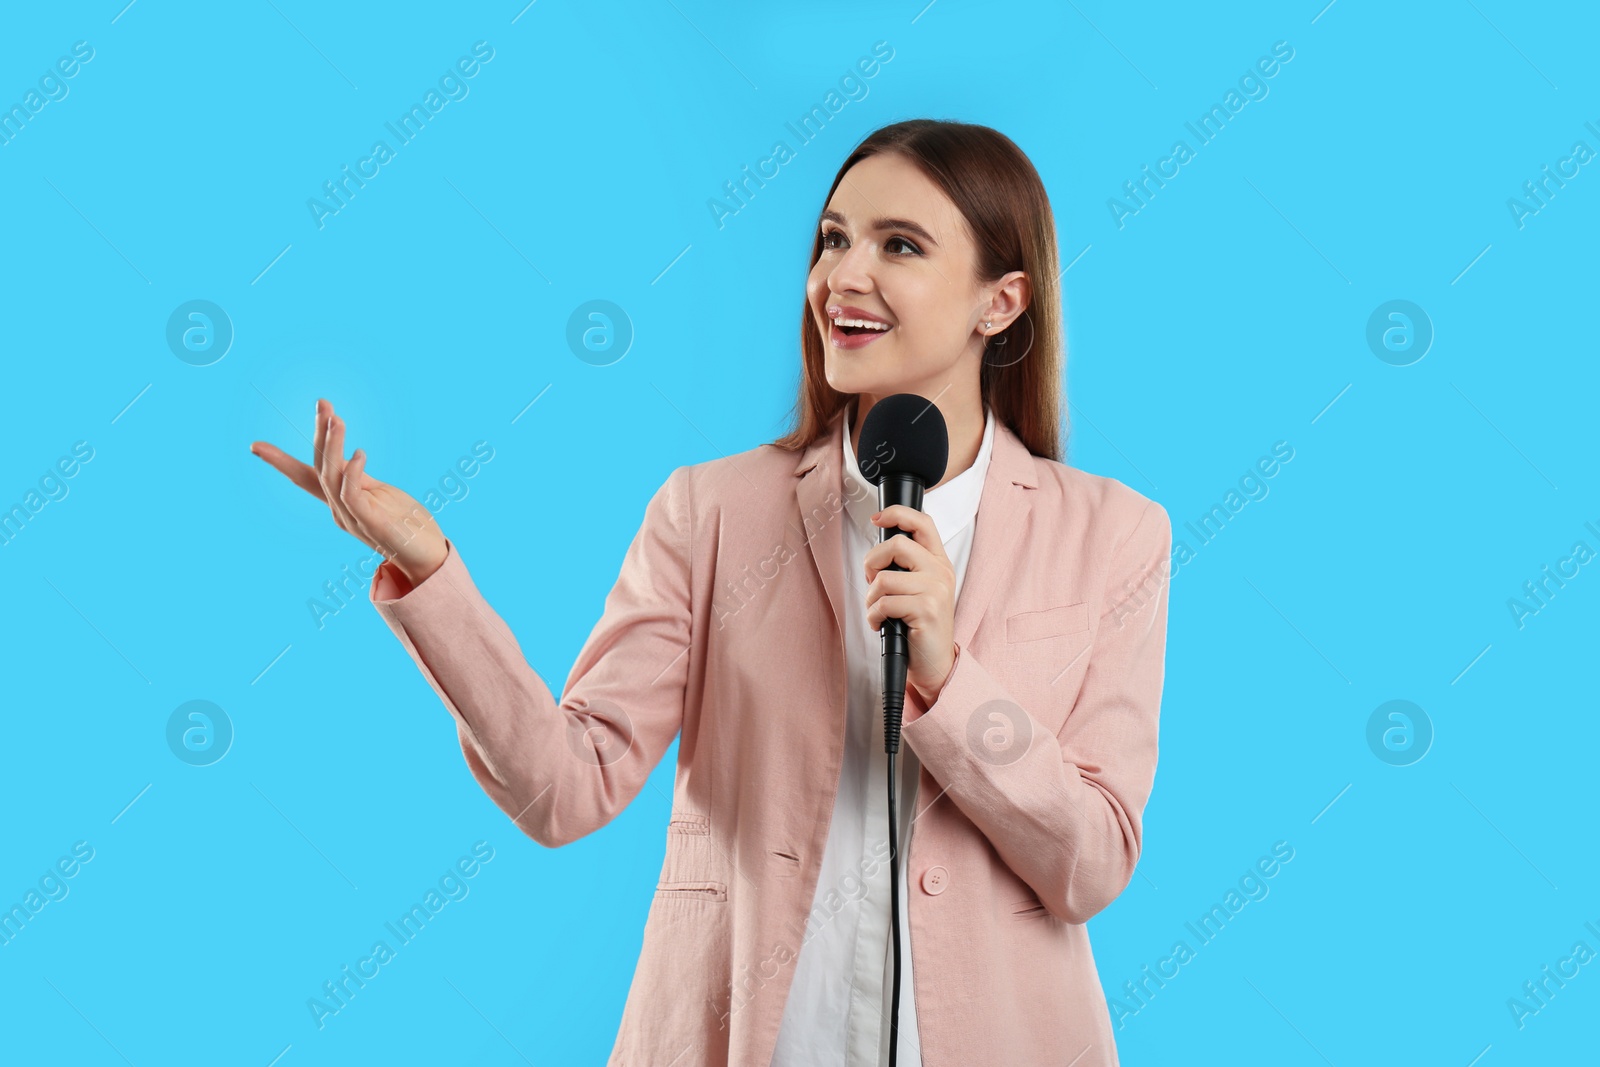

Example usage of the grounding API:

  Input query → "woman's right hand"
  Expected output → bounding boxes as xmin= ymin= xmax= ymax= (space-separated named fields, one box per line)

xmin=250 ymin=398 xmax=449 ymax=588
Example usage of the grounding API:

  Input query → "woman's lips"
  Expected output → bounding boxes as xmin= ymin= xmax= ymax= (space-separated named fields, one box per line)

xmin=830 ymin=322 xmax=893 ymax=349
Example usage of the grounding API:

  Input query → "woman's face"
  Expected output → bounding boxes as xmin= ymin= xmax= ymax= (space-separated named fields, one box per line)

xmin=805 ymin=152 xmax=1004 ymax=404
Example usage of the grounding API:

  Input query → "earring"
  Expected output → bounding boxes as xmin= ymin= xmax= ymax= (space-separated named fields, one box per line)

xmin=984 ymin=320 xmax=992 ymax=332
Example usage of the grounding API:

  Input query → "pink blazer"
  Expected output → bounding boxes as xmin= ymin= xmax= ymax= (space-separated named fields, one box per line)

xmin=370 ymin=407 xmax=1172 ymax=1066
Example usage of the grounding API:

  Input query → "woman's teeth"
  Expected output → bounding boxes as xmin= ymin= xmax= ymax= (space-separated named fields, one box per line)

xmin=834 ymin=318 xmax=891 ymax=335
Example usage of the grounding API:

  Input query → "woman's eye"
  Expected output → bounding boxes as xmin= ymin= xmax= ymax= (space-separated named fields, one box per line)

xmin=820 ymin=230 xmax=921 ymax=256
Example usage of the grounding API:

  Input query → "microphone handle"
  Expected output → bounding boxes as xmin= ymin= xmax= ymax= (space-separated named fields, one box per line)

xmin=878 ymin=474 xmax=924 ymax=754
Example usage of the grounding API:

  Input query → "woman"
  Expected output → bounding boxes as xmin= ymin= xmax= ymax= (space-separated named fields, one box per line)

xmin=251 ymin=119 xmax=1172 ymax=1067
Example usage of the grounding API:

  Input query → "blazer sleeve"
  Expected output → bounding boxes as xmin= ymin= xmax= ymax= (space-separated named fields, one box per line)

xmin=368 ymin=467 xmax=694 ymax=849
xmin=901 ymin=497 xmax=1171 ymax=925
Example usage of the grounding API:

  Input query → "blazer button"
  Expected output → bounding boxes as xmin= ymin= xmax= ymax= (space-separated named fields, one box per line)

xmin=921 ymin=865 xmax=949 ymax=895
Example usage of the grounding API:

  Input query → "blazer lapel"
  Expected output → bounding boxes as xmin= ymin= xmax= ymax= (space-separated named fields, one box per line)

xmin=793 ymin=410 xmax=849 ymax=645
xmin=949 ymin=417 xmax=1039 ymax=652
xmin=792 ymin=406 xmax=1040 ymax=655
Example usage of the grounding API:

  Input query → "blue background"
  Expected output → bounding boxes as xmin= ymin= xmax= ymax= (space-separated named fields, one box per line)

xmin=2 ymin=1 xmax=1596 ymax=1063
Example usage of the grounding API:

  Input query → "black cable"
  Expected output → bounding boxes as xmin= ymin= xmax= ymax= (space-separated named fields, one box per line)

xmin=883 ymin=636 xmax=908 ymax=1067
xmin=886 ymin=748 xmax=902 ymax=1067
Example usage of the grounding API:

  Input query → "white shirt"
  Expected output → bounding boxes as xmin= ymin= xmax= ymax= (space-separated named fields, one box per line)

xmin=771 ymin=402 xmax=997 ymax=1067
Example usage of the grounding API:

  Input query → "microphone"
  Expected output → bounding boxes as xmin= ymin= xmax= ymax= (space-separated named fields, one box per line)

xmin=858 ymin=393 xmax=947 ymax=1067
xmin=857 ymin=392 xmax=948 ymax=754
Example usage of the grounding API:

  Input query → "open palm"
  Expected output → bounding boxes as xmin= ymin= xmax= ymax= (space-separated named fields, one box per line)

xmin=250 ymin=398 xmax=448 ymax=587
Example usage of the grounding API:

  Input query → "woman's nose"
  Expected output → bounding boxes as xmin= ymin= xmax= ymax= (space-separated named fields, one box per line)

xmin=828 ymin=240 xmax=875 ymax=294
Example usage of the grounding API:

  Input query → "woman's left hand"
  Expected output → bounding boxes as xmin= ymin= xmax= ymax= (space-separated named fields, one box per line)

xmin=864 ymin=504 xmax=958 ymax=708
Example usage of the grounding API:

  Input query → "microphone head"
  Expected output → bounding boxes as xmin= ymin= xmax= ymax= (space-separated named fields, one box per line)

xmin=857 ymin=393 xmax=948 ymax=488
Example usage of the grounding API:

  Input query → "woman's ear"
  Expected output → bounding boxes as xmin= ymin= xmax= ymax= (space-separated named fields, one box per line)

xmin=983 ymin=270 xmax=1031 ymax=333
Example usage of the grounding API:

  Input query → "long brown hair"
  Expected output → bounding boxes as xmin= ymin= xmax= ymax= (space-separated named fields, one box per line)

xmin=770 ymin=119 xmax=1065 ymax=461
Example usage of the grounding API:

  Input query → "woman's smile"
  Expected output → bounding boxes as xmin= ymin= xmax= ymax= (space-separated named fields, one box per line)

xmin=828 ymin=304 xmax=896 ymax=349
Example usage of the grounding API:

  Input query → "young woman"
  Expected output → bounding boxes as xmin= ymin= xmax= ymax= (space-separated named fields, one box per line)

xmin=252 ymin=119 xmax=1172 ymax=1067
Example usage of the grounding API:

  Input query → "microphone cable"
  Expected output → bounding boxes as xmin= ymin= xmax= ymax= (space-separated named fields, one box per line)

xmin=882 ymin=616 xmax=910 ymax=1067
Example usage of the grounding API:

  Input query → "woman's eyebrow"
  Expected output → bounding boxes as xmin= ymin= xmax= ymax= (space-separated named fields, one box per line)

xmin=820 ymin=209 xmax=939 ymax=248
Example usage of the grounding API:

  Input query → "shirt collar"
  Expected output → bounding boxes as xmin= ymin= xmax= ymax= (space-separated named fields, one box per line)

xmin=842 ymin=400 xmax=996 ymax=545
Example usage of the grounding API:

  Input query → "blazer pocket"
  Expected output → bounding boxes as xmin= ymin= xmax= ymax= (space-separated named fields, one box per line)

xmin=1007 ymin=602 xmax=1090 ymax=643
xmin=668 ymin=812 xmax=709 ymax=836
xmin=1009 ymin=894 xmax=1050 ymax=921
xmin=657 ymin=810 xmax=726 ymax=902
xmin=656 ymin=879 xmax=728 ymax=902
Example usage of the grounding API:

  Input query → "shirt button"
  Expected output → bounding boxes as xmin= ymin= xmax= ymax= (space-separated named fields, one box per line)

xmin=921 ymin=865 xmax=949 ymax=895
